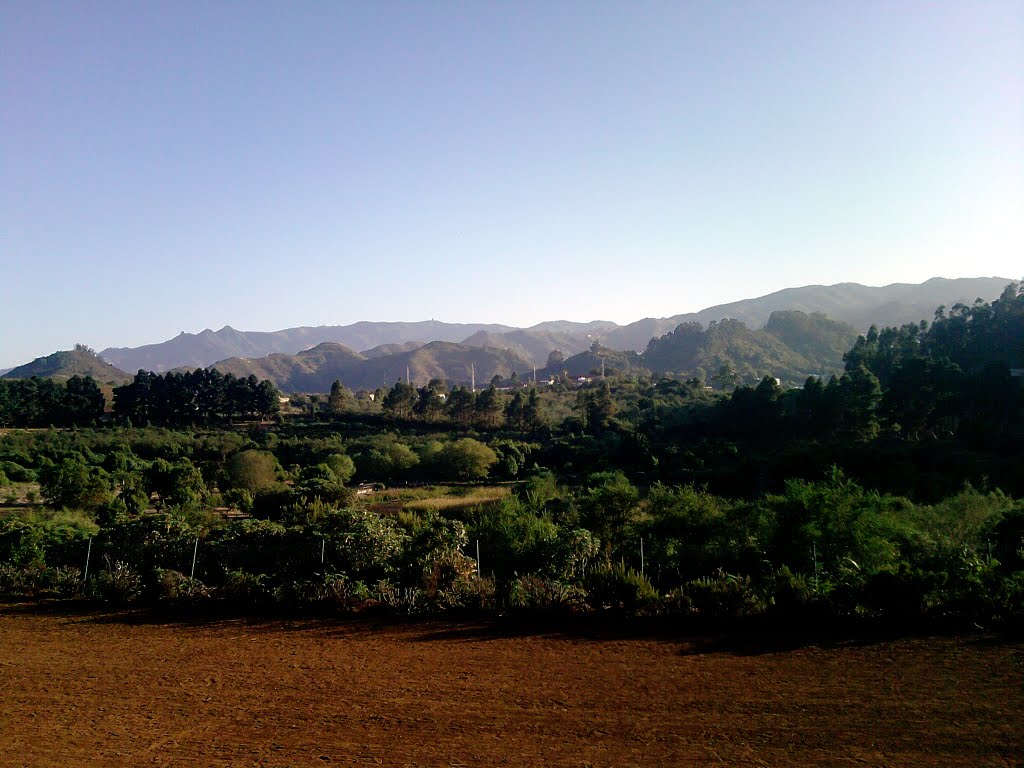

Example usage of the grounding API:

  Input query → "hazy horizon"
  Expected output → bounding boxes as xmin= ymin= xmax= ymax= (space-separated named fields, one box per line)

xmin=4 ymin=2 xmax=1022 ymax=368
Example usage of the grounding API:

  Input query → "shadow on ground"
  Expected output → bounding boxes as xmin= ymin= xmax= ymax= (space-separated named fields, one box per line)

xmin=4 ymin=598 xmax=1014 ymax=656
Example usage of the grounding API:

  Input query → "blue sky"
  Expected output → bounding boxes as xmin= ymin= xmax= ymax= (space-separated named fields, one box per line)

xmin=2 ymin=1 xmax=1021 ymax=368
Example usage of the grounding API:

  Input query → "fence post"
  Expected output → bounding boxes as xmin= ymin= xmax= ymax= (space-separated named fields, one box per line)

xmin=190 ymin=538 xmax=199 ymax=579
xmin=476 ymin=539 xmax=481 ymax=578
xmin=321 ymin=538 xmax=326 ymax=565
xmin=83 ymin=538 xmax=92 ymax=582
xmin=812 ymin=543 xmax=819 ymax=589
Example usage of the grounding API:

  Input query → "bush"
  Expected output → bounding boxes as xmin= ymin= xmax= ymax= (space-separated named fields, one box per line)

xmin=40 ymin=566 xmax=84 ymax=599
xmin=218 ymin=569 xmax=272 ymax=607
xmin=683 ymin=570 xmax=763 ymax=619
xmin=91 ymin=559 xmax=143 ymax=603
xmin=447 ymin=574 xmax=497 ymax=611
xmin=762 ymin=566 xmax=826 ymax=618
xmin=0 ymin=462 xmax=35 ymax=483
xmin=0 ymin=564 xmax=42 ymax=597
xmin=585 ymin=563 xmax=658 ymax=613
xmin=155 ymin=568 xmax=209 ymax=603
xmin=506 ymin=574 xmax=585 ymax=612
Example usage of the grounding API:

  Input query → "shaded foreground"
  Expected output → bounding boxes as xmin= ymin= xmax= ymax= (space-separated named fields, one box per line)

xmin=1 ymin=605 xmax=1021 ymax=767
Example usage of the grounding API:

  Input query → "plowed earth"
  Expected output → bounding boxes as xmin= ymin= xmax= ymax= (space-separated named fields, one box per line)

xmin=1 ymin=605 xmax=1021 ymax=767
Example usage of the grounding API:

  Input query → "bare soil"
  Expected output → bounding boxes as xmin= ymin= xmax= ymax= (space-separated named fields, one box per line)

xmin=1 ymin=604 xmax=1021 ymax=767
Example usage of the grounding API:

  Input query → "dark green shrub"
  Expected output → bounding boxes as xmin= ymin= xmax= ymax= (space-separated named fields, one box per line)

xmin=91 ymin=559 xmax=143 ymax=603
xmin=0 ymin=462 xmax=35 ymax=483
xmin=155 ymin=568 xmax=209 ymax=603
xmin=506 ymin=574 xmax=585 ymax=612
xmin=684 ymin=570 xmax=763 ymax=619
xmin=585 ymin=563 xmax=658 ymax=613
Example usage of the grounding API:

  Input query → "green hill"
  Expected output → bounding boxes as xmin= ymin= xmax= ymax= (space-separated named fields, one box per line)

xmin=640 ymin=311 xmax=858 ymax=386
xmin=2 ymin=346 xmax=133 ymax=386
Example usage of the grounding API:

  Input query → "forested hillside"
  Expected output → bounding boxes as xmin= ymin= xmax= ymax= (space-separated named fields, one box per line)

xmin=640 ymin=311 xmax=858 ymax=385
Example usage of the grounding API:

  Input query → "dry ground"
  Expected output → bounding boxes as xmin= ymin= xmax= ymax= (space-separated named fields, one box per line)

xmin=0 ymin=604 xmax=1021 ymax=767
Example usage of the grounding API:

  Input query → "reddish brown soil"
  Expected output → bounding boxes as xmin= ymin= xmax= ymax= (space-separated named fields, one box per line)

xmin=1 ymin=605 xmax=1021 ymax=767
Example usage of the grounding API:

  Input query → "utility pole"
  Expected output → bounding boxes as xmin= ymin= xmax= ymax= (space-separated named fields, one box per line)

xmin=406 ymin=365 xmax=410 ymax=385
xmin=471 ymin=362 xmax=476 ymax=393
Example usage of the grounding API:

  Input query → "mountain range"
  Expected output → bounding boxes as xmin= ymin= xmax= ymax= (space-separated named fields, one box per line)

xmin=599 ymin=276 xmax=1014 ymax=351
xmin=95 ymin=277 xmax=1010 ymax=374
xmin=4 ymin=276 xmax=1014 ymax=393
xmin=210 ymin=341 xmax=536 ymax=392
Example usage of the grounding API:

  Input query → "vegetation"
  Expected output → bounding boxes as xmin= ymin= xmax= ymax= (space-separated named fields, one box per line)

xmin=0 ymin=284 xmax=1021 ymax=633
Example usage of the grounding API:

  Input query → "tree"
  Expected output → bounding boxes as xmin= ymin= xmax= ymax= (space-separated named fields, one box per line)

xmin=579 ymin=471 xmax=639 ymax=561
xmin=523 ymin=388 xmax=544 ymax=432
xmin=296 ymin=463 xmax=349 ymax=504
xmin=576 ymin=381 xmax=616 ymax=434
xmin=381 ymin=380 xmax=417 ymax=421
xmin=837 ymin=364 xmax=882 ymax=441
xmin=475 ymin=385 xmax=504 ymax=429
xmin=323 ymin=453 xmax=356 ymax=485
xmin=437 ymin=438 xmax=498 ymax=481
xmin=362 ymin=442 xmax=419 ymax=482
xmin=64 ymin=376 xmax=106 ymax=424
xmin=712 ymin=363 xmax=738 ymax=391
xmin=327 ymin=380 xmax=352 ymax=415
xmin=38 ymin=458 xmax=113 ymax=511
xmin=227 ymin=450 xmax=280 ymax=494
xmin=446 ymin=387 xmax=476 ymax=428
xmin=504 ymin=391 xmax=527 ymax=431
xmin=414 ymin=386 xmax=446 ymax=422
xmin=146 ymin=458 xmax=207 ymax=509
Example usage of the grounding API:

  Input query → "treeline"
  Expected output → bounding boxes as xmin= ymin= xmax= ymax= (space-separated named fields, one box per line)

xmin=0 ymin=370 xmax=280 ymax=428
xmin=0 ymin=376 xmax=106 ymax=428
xmin=350 ymin=379 xmax=547 ymax=431
xmin=113 ymin=369 xmax=280 ymax=426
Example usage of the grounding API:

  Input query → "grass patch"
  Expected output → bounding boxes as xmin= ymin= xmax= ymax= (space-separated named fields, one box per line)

xmin=0 ymin=482 xmax=42 ymax=510
xmin=403 ymin=485 xmax=511 ymax=513
xmin=358 ymin=485 xmax=513 ymax=516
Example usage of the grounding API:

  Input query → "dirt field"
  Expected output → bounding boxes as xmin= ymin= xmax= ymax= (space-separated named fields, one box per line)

xmin=1 ymin=604 xmax=1021 ymax=767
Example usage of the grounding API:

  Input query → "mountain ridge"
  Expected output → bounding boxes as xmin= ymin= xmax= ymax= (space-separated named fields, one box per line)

xmin=210 ymin=340 xmax=535 ymax=392
xmin=85 ymin=276 xmax=1014 ymax=373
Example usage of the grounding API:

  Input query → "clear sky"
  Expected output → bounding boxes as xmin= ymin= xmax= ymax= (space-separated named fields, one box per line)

xmin=2 ymin=1 xmax=1021 ymax=368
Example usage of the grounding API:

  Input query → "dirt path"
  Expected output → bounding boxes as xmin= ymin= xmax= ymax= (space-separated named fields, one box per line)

xmin=0 ymin=605 xmax=1021 ymax=767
